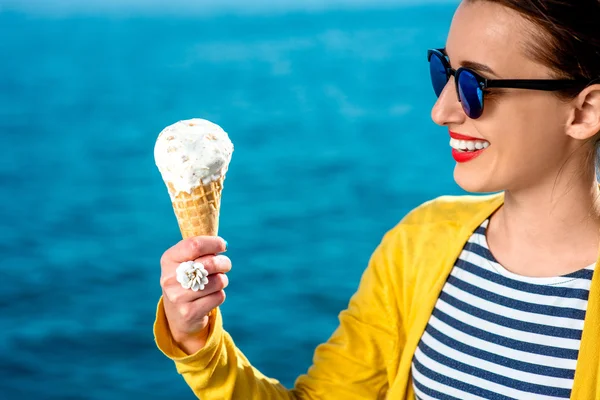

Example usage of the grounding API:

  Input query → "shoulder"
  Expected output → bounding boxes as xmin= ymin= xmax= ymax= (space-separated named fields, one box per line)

xmin=381 ymin=192 xmax=504 ymax=245
xmin=374 ymin=193 xmax=504 ymax=296
xmin=398 ymin=192 xmax=504 ymax=227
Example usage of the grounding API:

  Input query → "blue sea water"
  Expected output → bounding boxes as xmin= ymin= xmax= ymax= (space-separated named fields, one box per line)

xmin=0 ymin=3 xmax=463 ymax=398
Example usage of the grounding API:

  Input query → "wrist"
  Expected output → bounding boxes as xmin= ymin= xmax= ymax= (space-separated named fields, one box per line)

xmin=172 ymin=320 xmax=211 ymax=355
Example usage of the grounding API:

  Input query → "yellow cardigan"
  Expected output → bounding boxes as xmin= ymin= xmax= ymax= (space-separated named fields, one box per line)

xmin=153 ymin=193 xmax=600 ymax=399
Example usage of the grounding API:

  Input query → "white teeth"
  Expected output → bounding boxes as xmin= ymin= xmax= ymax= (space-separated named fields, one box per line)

xmin=449 ymin=137 xmax=490 ymax=152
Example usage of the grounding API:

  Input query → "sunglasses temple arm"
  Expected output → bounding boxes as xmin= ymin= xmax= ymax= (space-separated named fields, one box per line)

xmin=486 ymin=79 xmax=588 ymax=90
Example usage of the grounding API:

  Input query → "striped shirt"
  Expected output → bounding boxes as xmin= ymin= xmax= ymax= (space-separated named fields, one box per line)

xmin=411 ymin=218 xmax=595 ymax=400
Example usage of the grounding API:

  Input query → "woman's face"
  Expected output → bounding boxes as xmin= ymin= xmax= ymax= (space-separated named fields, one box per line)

xmin=432 ymin=1 xmax=580 ymax=193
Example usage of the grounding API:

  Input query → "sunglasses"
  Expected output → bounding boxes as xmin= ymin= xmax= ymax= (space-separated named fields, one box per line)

xmin=427 ymin=48 xmax=588 ymax=119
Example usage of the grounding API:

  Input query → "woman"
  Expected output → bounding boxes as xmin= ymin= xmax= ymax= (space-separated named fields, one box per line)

xmin=153 ymin=1 xmax=600 ymax=398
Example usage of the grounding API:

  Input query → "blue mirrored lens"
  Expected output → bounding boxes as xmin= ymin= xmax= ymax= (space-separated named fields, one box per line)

xmin=457 ymin=70 xmax=484 ymax=119
xmin=429 ymin=53 xmax=448 ymax=97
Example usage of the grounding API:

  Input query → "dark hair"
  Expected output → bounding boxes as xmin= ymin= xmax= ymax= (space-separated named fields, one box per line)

xmin=468 ymin=0 xmax=600 ymax=99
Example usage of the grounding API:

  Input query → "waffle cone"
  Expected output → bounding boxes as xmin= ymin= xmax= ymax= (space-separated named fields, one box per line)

xmin=167 ymin=178 xmax=224 ymax=239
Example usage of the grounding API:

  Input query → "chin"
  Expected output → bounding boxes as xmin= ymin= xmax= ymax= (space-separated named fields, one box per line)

xmin=453 ymin=165 xmax=505 ymax=194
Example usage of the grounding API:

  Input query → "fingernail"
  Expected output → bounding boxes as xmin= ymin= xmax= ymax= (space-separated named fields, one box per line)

xmin=222 ymin=239 xmax=228 ymax=252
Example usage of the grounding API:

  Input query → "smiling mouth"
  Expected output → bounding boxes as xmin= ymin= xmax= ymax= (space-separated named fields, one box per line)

xmin=449 ymin=138 xmax=490 ymax=152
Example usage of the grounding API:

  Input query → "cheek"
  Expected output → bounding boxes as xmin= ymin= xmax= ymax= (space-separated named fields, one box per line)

xmin=480 ymin=92 xmax=567 ymax=151
xmin=468 ymin=93 xmax=570 ymax=187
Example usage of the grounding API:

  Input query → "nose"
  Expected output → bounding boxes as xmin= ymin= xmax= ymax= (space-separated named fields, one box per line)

xmin=431 ymin=76 xmax=466 ymax=127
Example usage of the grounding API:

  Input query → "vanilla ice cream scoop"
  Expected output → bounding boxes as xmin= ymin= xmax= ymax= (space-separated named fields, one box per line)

xmin=154 ymin=118 xmax=234 ymax=199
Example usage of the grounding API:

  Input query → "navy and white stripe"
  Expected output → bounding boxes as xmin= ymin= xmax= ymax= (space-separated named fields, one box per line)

xmin=412 ymin=219 xmax=595 ymax=400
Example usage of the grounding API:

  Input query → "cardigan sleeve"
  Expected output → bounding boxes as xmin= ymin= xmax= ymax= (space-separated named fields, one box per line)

xmin=153 ymin=230 xmax=403 ymax=399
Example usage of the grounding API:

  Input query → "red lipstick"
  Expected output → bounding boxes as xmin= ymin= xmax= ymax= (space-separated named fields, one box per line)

xmin=449 ymin=131 xmax=482 ymax=140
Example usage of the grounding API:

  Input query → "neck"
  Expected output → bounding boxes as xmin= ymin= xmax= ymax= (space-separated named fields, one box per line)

xmin=490 ymin=174 xmax=600 ymax=275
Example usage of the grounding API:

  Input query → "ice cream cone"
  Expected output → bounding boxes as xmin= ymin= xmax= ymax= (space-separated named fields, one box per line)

xmin=167 ymin=177 xmax=224 ymax=238
xmin=154 ymin=118 xmax=233 ymax=239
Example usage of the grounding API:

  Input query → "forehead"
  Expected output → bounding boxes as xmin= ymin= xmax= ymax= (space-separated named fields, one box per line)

xmin=446 ymin=1 xmax=544 ymax=77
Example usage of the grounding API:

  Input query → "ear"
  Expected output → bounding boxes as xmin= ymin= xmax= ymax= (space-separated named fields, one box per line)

xmin=566 ymin=84 xmax=600 ymax=140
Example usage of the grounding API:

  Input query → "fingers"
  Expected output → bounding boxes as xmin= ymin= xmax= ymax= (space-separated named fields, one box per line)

xmin=159 ymin=237 xmax=230 ymax=344
xmin=168 ymin=290 xmax=225 ymax=334
xmin=194 ymin=254 xmax=232 ymax=275
xmin=160 ymin=254 xmax=231 ymax=288
xmin=163 ymin=290 xmax=227 ymax=339
xmin=164 ymin=273 xmax=229 ymax=304
xmin=161 ymin=236 xmax=227 ymax=265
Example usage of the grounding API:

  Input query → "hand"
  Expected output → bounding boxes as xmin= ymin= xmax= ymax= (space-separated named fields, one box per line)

xmin=159 ymin=236 xmax=230 ymax=354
